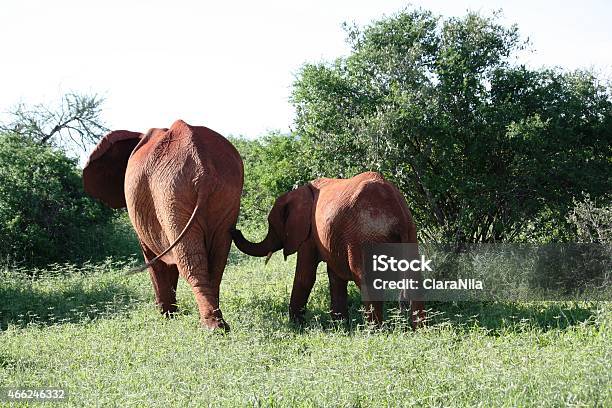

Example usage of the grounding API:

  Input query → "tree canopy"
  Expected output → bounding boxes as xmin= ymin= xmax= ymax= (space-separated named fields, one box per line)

xmin=0 ymin=93 xmax=107 ymax=153
xmin=292 ymin=8 xmax=612 ymax=242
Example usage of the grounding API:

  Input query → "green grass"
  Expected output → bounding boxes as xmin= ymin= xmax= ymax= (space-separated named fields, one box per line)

xmin=0 ymin=253 xmax=610 ymax=407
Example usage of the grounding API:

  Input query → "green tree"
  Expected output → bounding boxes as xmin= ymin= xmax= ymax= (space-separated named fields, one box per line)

xmin=0 ymin=93 xmax=107 ymax=153
xmin=292 ymin=8 xmax=612 ymax=242
xmin=0 ymin=133 xmax=121 ymax=265
xmin=231 ymin=133 xmax=313 ymax=231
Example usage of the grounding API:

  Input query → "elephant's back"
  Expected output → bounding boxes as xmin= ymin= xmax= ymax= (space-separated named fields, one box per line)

xmin=127 ymin=120 xmax=243 ymax=195
xmin=313 ymin=172 xmax=416 ymax=272
xmin=189 ymin=124 xmax=244 ymax=224
xmin=190 ymin=124 xmax=244 ymax=193
xmin=349 ymin=174 xmax=415 ymax=242
xmin=315 ymin=172 xmax=409 ymax=237
xmin=124 ymin=121 xmax=244 ymax=248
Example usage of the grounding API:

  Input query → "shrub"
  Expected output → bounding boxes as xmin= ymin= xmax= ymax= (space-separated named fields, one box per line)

xmin=0 ymin=133 xmax=135 ymax=266
xmin=567 ymin=193 xmax=612 ymax=244
xmin=529 ymin=194 xmax=612 ymax=294
xmin=292 ymin=8 xmax=612 ymax=243
xmin=231 ymin=133 xmax=313 ymax=233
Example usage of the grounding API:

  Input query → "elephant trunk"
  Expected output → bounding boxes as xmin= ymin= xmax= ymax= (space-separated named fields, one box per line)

xmin=231 ymin=227 xmax=280 ymax=257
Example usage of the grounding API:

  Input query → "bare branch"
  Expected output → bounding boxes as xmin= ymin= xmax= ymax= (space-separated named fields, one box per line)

xmin=0 ymin=93 xmax=108 ymax=153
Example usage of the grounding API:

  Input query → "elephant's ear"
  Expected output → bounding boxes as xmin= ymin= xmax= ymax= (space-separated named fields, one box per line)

xmin=83 ymin=130 xmax=142 ymax=209
xmin=279 ymin=185 xmax=313 ymax=258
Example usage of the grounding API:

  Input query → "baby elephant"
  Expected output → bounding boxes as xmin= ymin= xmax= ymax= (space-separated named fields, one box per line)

xmin=231 ymin=171 xmax=425 ymax=327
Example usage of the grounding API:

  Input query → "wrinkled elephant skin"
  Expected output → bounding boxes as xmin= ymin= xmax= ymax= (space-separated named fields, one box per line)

xmin=84 ymin=120 xmax=243 ymax=331
xmin=232 ymin=172 xmax=424 ymax=328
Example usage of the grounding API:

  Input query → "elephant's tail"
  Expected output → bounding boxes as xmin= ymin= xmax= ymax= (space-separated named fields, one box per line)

xmin=126 ymin=203 xmax=201 ymax=274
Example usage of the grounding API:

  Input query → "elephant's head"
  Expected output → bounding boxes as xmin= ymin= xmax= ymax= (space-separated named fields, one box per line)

xmin=231 ymin=185 xmax=313 ymax=262
xmin=82 ymin=130 xmax=143 ymax=208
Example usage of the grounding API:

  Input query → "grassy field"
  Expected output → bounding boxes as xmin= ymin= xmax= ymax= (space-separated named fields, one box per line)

xmin=0 ymin=252 xmax=610 ymax=407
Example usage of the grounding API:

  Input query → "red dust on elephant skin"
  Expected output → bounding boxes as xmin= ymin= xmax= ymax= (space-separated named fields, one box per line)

xmin=231 ymin=171 xmax=425 ymax=328
xmin=83 ymin=120 xmax=243 ymax=331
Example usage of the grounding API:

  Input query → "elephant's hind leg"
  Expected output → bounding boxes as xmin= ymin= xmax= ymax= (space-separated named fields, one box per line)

xmin=327 ymin=266 xmax=349 ymax=320
xmin=172 ymin=237 xmax=228 ymax=331
xmin=205 ymin=231 xmax=234 ymax=329
xmin=348 ymin=244 xmax=383 ymax=326
xmin=141 ymin=242 xmax=179 ymax=316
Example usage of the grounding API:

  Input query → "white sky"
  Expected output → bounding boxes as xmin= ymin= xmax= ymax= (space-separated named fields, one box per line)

xmin=1 ymin=0 xmax=611 ymax=146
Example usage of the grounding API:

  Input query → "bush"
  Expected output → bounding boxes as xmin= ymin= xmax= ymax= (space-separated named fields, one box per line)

xmin=0 ymin=133 xmax=136 ymax=266
xmin=292 ymin=8 xmax=612 ymax=243
xmin=567 ymin=193 xmax=612 ymax=244
xmin=231 ymin=133 xmax=313 ymax=233
xmin=527 ymin=195 xmax=612 ymax=294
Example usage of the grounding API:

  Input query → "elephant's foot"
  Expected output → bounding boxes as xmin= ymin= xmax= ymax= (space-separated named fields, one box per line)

xmin=200 ymin=316 xmax=230 ymax=332
xmin=159 ymin=303 xmax=178 ymax=318
xmin=199 ymin=308 xmax=230 ymax=332
xmin=400 ymin=300 xmax=426 ymax=329
xmin=289 ymin=307 xmax=306 ymax=325
xmin=410 ymin=301 xmax=426 ymax=330
xmin=330 ymin=311 xmax=348 ymax=321
xmin=363 ymin=301 xmax=383 ymax=327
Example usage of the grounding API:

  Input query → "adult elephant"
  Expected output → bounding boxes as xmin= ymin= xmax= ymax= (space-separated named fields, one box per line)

xmin=231 ymin=171 xmax=424 ymax=327
xmin=83 ymin=120 xmax=243 ymax=331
